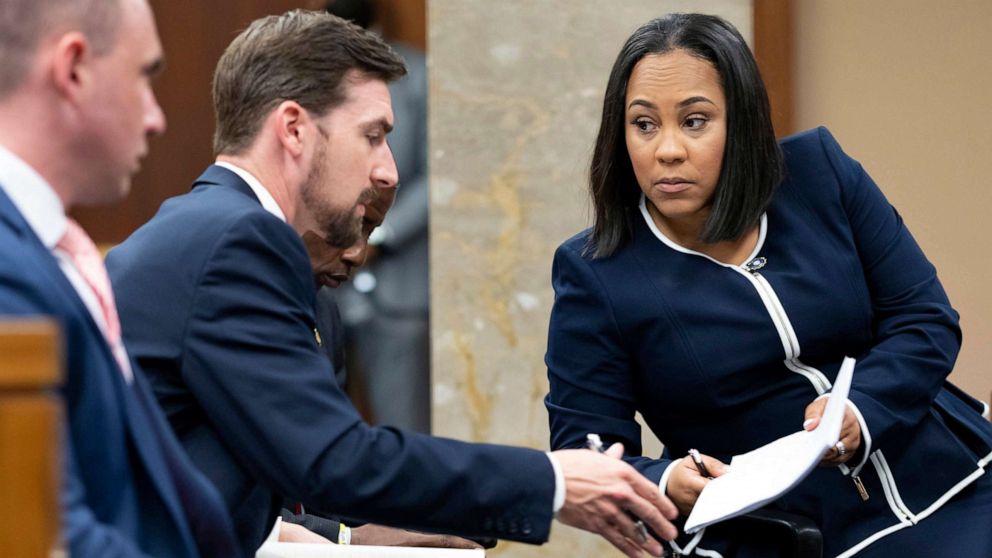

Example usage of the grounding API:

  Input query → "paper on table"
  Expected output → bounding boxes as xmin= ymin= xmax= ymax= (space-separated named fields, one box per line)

xmin=256 ymin=519 xmax=487 ymax=558
xmin=683 ymin=357 xmax=855 ymax=534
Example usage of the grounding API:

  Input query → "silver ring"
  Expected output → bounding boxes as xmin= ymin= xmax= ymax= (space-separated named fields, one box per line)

xmin=834 ymin=441 xmax=847 ymax=456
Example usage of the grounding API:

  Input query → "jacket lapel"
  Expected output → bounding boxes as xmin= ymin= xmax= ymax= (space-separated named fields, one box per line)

xmin=0 ymin=188 xmax=109 ymax=347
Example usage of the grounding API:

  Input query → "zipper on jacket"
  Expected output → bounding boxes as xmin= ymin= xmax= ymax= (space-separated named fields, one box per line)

xmin=840 ymin=463 xmax=871 ymax=502
xmin=852 ymin=475 xmax=870 ymax=501
xmin=871 ymin=451 xmax=915 ymax=523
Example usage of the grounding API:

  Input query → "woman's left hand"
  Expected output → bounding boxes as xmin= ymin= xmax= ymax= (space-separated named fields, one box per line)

xmin=803 ymin=398 xmax=862 ymax=466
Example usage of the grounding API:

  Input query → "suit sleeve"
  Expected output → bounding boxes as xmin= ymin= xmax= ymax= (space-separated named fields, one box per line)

xmin=545 ymin=244 xmax=673 ymax=485
xmin=818 ymin=127 xmax=961 ymax=465
xmin=0 ymin=274 xmax=153 ymax=558
xmin=279 ymin=509 xmax=342 ymax=542
xmin=61 ymin=440 xmax=155 ymax=558
xmin=180 ymin=213 xmax=555 ymax=543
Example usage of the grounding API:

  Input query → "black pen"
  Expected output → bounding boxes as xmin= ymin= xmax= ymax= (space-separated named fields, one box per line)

xmin=687 ymin=449 xmax=712 ymax=479
xmin=586 ymin=434 xmax=650 ymax=543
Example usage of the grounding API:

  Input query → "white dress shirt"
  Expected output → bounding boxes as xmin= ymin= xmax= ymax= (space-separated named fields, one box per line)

xmin=214 ymin=161 xmax=286 ymax=222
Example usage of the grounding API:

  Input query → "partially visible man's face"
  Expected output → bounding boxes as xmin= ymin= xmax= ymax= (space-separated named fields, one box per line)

xmin=77 ymin=0 xmax=166 ymax=204
xmin=300 ymin=72 xmax=398 ymax=250
xmin=303 ymin=184 xmax=395 ymax=288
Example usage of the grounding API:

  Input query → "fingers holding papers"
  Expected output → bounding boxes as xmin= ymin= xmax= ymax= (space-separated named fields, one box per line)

xmin=804 ymin=397 xmax=862 ymax=466
xmin=666 ymin=453 xmax=729 ymax=516
xmin=553 ymin=444 xmax=679 ymax=557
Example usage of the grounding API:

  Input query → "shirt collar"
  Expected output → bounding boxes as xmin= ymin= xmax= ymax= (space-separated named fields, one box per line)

xmin=214 ymin=161 xmax=286 ymax=223
xmin=0 ymin=144 xmax=67 ymax=248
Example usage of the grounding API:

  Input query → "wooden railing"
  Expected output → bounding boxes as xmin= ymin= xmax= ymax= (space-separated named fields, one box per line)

xmin=0 ymin=320 xmax=62 ymax=557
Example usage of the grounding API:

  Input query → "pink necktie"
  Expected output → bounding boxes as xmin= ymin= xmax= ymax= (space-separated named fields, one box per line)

xmin=57 ymin=218 xmax=131 ymax=380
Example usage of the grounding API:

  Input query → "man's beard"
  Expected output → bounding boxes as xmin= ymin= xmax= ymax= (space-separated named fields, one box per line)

xmin=301 ymin=143 xmax=366 ymax=248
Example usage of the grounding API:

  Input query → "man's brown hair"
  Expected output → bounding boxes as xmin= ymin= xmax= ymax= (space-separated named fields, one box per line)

xmin=0 ymin=0 xmax=122 ymax=98
xmin=212 ymin=10 xmax=406 ymax=155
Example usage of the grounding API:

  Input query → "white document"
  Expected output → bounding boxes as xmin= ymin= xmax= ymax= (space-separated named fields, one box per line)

xmin=256 ymin=519 xmax=487 ymax=558
xmin=683 ymin=357 xmax=855 ymax=534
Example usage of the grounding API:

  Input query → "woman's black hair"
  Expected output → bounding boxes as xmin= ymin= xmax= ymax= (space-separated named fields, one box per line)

xmin=587 ymin=13 xmax=782 ymax=258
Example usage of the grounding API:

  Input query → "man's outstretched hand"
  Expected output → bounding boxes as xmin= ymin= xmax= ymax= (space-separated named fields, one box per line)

xmin=553 ymin=443 xmax=679 ymax=557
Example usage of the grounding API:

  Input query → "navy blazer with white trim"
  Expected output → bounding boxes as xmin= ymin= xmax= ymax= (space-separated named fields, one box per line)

xmin=546 ymin=127 xmax=992 ymax=557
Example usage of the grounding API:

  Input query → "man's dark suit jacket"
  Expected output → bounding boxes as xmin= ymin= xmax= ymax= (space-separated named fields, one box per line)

xmin=0 ymin=188 xmax=238 ymax=558
xmin=107 ymin=165 xmax=556 ymax=555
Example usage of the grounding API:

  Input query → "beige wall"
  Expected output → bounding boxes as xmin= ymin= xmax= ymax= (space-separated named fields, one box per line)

xmin=795 ymin=0 xmax=992 ymax=403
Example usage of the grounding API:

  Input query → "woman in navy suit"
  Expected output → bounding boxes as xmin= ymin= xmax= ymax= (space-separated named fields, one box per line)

xmin=545 ymin=13 xmax=992 ymax=558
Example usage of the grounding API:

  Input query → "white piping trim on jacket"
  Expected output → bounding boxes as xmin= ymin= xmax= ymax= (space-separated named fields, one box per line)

xmin=835 ymin=521 xmax=911 ymax=558
xmin=871 ymin=451 xmax=915 ymax=522
xmin=782 ymin=357 xmax=830 ymax=395
xmin=666 ymin=526 xmax=725 ymax=557
xmin=670 ymin=528 xmax=706 ymax=556
xmin=794 ymin=360 xmax=832 ymax=392
xmin=738 ymin=266 xmax=832 ymax=393
xmin=836 ymin=464 xmax=989 ymax=557
xmin=982 ymin=400 xmax=990 ymax=420
xmin=914 ymin=467 xmax=985 ymax=523
xmin=871 ymin=454 xmax=904 ymax=521
xmin=980 ymin=450 xmax=992 ymax=468
xmin=638 ymin=197 xmax=831 ymax=393
xmin=659 ymin=458 xmax=682 ymax=496
xmin=846 ymin=400 xmax=872 ymax=476
xmin=638 ymin=196 xmax=766 ymax=264
xmin=745 ymin=272 xmax=795 ymax=364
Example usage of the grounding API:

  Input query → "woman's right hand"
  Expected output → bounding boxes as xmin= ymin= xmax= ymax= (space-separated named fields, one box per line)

xmin=665 ymin=453 xmax=729 ymax=516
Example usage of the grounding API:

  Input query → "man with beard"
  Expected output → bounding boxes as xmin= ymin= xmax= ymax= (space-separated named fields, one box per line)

xmin=287 ymin=185 xmax=483 ymax=549
xmin=107 ymin=10 xmax=679 ymax=558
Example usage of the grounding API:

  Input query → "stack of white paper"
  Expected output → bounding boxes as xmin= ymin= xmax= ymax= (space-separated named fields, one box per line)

xmin=683 ymin=357 xmax=855 ymax=534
